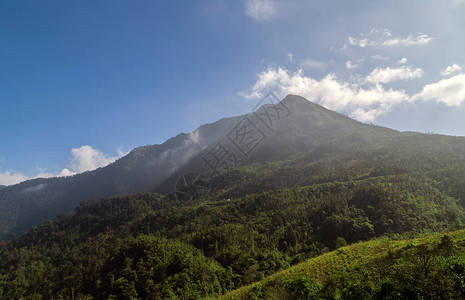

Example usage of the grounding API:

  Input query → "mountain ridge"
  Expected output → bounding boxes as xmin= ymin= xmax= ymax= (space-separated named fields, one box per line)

xmin=2 ymin=95 xmax=465 ymax=240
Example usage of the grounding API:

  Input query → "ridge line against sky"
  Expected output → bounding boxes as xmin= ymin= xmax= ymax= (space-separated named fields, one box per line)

xmin=1 ymin=0 xmax=465 ymax=185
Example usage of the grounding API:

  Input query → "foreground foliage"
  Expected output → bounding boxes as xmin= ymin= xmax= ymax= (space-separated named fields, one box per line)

xmin=221 ymin=231 xmax=465 ymax=300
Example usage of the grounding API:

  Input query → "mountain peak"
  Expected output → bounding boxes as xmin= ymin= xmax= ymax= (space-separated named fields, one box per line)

xmin=282 ymin=94 xmax=311 ymax=104
xmin=280 ymin=94 xmax=334 ymax=115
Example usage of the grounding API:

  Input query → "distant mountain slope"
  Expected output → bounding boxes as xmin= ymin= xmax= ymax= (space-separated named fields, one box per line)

xmin=0 ymin=114 xmax=242 ymax=239
xmin=157 ymin=95 xmax=465 ymax=198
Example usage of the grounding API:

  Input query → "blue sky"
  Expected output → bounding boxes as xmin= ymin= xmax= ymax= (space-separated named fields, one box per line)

xmin=1 ymin=0 xmax=465 ymax=185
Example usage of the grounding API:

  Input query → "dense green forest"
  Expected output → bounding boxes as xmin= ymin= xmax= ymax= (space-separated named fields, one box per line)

xmin=1 ymin=169 xmax=465 ymax=299
xmin=3 ymin=96 xmax=465 ymax=299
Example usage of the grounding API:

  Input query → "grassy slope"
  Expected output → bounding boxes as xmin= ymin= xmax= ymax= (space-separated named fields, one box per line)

xmin=219 ymin=228 xmax=465 ymax=299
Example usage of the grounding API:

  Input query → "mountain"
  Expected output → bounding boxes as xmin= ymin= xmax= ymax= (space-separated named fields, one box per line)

xmin=0 ymin=114 xmax=242 ymax=239
xmin=3 ymin=94 xmax=465 ymax=240
xmin=2 ymin=95 xmax=465 ymax=298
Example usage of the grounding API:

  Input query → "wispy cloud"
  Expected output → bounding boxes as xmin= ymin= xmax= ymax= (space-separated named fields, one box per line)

xmin=366 ymin=66 xmax=423 ymax=84
xmin=397 ymin=57 xmax=408 ymax=64
xmin=287 ymin=52 xmax=294 ymax=62
xmin=345 ymin=60 xmax=358 ymax=69
xmin=21 ymin=183 xmax=47 ymax=193
xmin=441 ymin=64 xmax=462 ymax=76
xmin=245 ymin=0 xmax=276 ymax=21
xmin=348 ymin=29 xmax=433 ymax=48
xmin=300 ymin=58 xmax=328 ymax=70
xmin=371 ymin=55 xmax=389 ymax=61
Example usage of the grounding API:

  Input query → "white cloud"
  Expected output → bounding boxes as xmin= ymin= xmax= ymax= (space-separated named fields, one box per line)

xmin=362 ymin=28 xmax=392 ymax=37
xmin=382 ymin=34 xmax=433 ymax=47
xmin=0 ymin=145 xmax=125 ymax=186
xmin=412 ymin=73 xmax=465 ymax=106
xmin=345 ymin=60 xmax=358 ymax=69
xmin=441 ymin=64 xmax=462 ymax=76
xmin=366 ymin=66 xmax=423 ymax=84
xmin=240 ymin=67 xmax=409 ymax=122
xmin=348 ymin=29 xmax=433 ymax=48
xmin=0 ymin=167 xmax=56 ymax=186
xmin=241 ymin=65 xmax=465 ymax=122
xmin=348 ymin=36 xmax=371 ymax=48
xmin=58 ymin=168 xmax=76 ymax=177
xmin=397 ymin=57 xmax=408 ymax=64
xmin=67 ymin=145 xmax=119 ymax=173
xmin=245 ymin=0 xmax=276 ymax=21
xmin=372 ymin=55 xmax=389 ymax=61
xmin=287 ymin=52 xmax=294 ymax=62
xmin=0 ymin=170 xmax=29 ymax=186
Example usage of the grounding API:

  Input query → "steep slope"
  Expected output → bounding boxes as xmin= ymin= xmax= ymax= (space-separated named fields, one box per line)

xmin=156 ymin=95 xmax=400 ymax=194
xmin=158 ymin=95 xmax=465 ymax=200
xmin=0 ymin=114 xmax=242 ymax=239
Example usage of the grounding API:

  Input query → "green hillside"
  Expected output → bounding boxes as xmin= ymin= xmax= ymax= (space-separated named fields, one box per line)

xmin=220 ymin=229 xmax=465 ymax=300
xmin=1 ymin=173 xmax=464 ymax=299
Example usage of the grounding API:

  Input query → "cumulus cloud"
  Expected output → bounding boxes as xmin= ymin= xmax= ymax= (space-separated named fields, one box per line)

xmin=66 ymin=145 xmax=120 ymax=174
xmin=245 ymin=0 xmax=276 ymax=21
xmin=0 ymin=167 xmax=57 ymax=186
xmin=239 ymin=67 xmax=409 ymax=122
xmin=58 ymin=168 xmax=75 ymax=177
xmin=0 ymin=145 xmax=126 ymax=186
xmin=348 ymin=29 xmax=433 ymax=48
xmin=0 ymin=170 xmax=29 ymax=186
xmin=240 ymin=63 xmax=465 ymax=123
xmin=441 ymin=64 xmax=462 ymax=76
xmin=397 ymin=57 xmax=408 ymax=64
xmin=366 ymin=66 xmax=423 ymax=84
xmin=412 ymin=73 xmax=465 ymax=106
